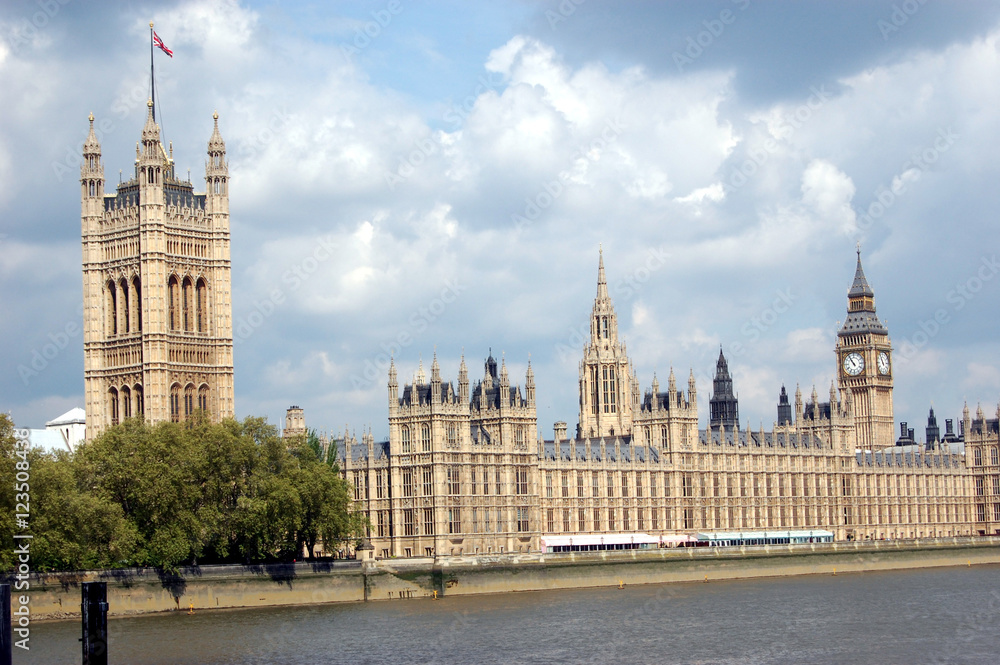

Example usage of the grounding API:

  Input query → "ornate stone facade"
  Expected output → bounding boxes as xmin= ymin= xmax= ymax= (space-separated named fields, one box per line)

xmin=81 ymin=103 xmax=234 ymax=440
xmin=327 ymin=252 xmax=996 ymax=557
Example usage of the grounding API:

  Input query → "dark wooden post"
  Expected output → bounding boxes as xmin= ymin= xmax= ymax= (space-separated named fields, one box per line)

xmin=1 ymin=584 xmax=12 ymax=665
xmin=81 ymin=582 xmax=108 ymax=665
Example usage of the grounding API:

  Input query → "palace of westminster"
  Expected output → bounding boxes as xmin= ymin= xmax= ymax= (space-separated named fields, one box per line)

xmin=79 ymin=104 xmax=1000 ymax=559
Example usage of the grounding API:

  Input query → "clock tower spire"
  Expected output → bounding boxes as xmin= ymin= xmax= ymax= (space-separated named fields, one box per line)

xmin=836 ymin=247 xmax=894 ymax=449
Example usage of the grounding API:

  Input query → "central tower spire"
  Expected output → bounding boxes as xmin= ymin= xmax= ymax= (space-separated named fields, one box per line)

xmin=596 ymin=245 xmax=609 ymax=301
xmin=577 ymin=249 xmax=639 ymax=439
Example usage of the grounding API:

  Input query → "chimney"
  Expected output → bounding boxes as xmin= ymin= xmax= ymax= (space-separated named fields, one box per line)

xmin=554 ymin=421 xmax=567 ymax=442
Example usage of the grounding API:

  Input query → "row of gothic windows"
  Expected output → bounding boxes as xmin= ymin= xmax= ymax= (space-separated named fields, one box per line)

xmin=167 ymin=275 xmax=209 ymax=333
xmin=399 ymin=423 xmax=526 ymax=450
xmin=973 ymin=447 xmax=1000 ymax=466
xmin=108 ymin=384 xmax=144 ymax=425
xmin=144 ymin=166 xmax=161 ymax=187
xmin=106 ymin=277 xmax=142 ymax=335
xmin=169 ymin=383 xmax=210 ymax=422
xmin=400 ymin=424 xmax=432 ymax=453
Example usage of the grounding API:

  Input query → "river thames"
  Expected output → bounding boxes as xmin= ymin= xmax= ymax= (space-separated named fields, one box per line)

xmin=18 ymin=565 xmax=1000 ymax=664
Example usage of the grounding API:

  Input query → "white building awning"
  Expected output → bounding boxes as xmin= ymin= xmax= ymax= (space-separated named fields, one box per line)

xmin=542 ymin=533 xmax=695 ymax=548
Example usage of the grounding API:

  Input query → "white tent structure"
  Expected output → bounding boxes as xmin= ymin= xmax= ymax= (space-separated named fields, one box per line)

xmin=26 ymin=407 xmax=86 ymax=453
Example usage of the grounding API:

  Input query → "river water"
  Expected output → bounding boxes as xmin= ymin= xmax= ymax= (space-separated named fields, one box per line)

xmin=18 ymin=565 xmax=1000 ymax=664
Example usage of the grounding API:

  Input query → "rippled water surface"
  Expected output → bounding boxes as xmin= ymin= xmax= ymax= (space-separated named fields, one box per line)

xmin=18 ymin=565 xmax=1000 ymax=664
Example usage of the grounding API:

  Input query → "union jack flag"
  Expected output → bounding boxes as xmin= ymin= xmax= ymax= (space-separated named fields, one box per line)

xmin=153 ymin=31 xmax=173 ymax=57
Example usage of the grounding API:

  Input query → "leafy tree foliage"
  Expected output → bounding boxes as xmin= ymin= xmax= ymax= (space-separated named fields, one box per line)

xmin=1 ymin=414 xmax=364 ymax=573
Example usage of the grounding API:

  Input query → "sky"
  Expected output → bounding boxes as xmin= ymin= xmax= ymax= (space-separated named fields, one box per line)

xmin=3 ymin=0 xmax=1000 ymax=442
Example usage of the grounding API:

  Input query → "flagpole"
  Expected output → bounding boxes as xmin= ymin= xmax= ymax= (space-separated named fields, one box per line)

xmin=149 ymin=21 xmax=156 ymax=122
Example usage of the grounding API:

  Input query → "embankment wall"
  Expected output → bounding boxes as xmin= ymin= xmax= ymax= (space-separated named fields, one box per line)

xmin=20 ymin=536 xmax=1000 ymax=621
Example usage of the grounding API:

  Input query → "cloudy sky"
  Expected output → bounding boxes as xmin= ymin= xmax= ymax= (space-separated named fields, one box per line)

xmin=3 ymin=0 xmax=1000 ymax=441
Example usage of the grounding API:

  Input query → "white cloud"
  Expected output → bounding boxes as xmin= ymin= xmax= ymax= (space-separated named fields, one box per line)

xmin=5 ymin=6 xmax=1000 ymax=437
xmin=963 ymin=362 xmax=1000 ymax=393
xmin=800 ymin=159 xmax=857 ymax=234
xmin=674 ymin=182 xmax=725 ymax=205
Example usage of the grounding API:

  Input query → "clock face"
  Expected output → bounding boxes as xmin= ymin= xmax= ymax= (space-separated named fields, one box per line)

xmin=877 ymin=351 xmax=890 ymax=375
xmin=843 ymin=352 xmax=865 ymax=376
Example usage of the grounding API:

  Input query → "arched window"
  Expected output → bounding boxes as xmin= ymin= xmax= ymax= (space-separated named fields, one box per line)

xmin=167 ymin=276 xmax=180 ymax=331
xmin=121 ymin=386 xmax=131 ymax=419
xmin=401 ymin=426 xmax=411 ymax=453
xmin=447 ymin=423 xmax=457 ymax=448
xmin=515 ymin=426 xmax=524 ymax=447
xmin=109 ymin=387 xmax=119 ymax=425
xmin=131 ymin=276 xmax=142 ymax=332
xmin=422 ymin=424 xmax=431 ymax=451
xmin=170 ymin=384 xmax=181 ymax=422
xmin=198 ymin=384 xmax=209 ymax=414
xmin=975 ymin=448 xmax=983 ymax=466
xmin=196 ymin=278 xmax=208 ymax=333
xmin=661 ymin=425 xmax=668 ymax=447
xmin=106 ymin=280 xmax=117 ymax=335
xmin=119 ymin=279 xmax=129 ymax=333
xmin=182 ymin=277 xmax=194 ymax=332
xmin=992 ymin=447 xmax=999 ymax=466
xmin=134 ymin=384 xmax=144 ymax=416
xmin=184 ymin=384 xmax=195 ymax=419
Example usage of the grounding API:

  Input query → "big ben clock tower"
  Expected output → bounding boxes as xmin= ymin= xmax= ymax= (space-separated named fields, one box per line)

xmin=836 ymin=248 xmax=894 ymax=449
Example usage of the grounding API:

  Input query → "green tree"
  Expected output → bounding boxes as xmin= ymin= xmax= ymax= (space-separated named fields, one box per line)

xmin=289 ymin=441 xmax=365 ymax=558
xmin=3 ymin=414 xmax=366 ymax=572
xmin=29 ymin=448 xmax=139 ymax=571
xmin=0 ymin=414 xmax=19 ymax=571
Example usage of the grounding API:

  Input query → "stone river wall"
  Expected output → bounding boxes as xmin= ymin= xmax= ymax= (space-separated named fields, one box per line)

xmin=19 ymin=536 xmax=1000 ymax=621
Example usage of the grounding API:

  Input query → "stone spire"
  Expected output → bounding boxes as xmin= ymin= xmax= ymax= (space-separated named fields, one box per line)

xmin=430 ymin=352 xmax=441 ymax=404
xmin=83 ymin=112 xmax=101 ymax=157
xmin=141 ymin=99 xmax=160 ymax=144
xmin=388 ymin=356 xmax=399 ymax=411
xmin=208 ymin=111 xmax=225 ymax=153
xmin=81 ymin=112 xmax=104 ymax=202
xmin=577 ymin=250 xmax=636 ymax=438
xmin=525 ymin=359 xmax=535 ymax=406
xmin=596 ymin=245 xmax=609 ymax=301
xmin=458 ymin=352 xmax=469 ymax=403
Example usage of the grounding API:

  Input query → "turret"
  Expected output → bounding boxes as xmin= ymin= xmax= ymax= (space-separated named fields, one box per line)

xmin=777 ymin=385 xmax=792 ymax=426
xmin=458 ymin=354 xmax=469 ymax=403
xmin=709 ymin=348 xmax=739 ymax=430
xmin=525 ymin=360 xmax=535 ymax=407
xmin=499 ymin=355 xmax=510 ymax=405
xmin=388 ymin=357 xmax=398 ymax=413
xmin=925 ymin=406 xmax=940 ymax=450
xmin=206 ymin=111 xmax=228 ymax=219
xmin=81 ymin=113 xmax=104 ymax=228
xmin=430 ymin=353 xmax=441 ymax=405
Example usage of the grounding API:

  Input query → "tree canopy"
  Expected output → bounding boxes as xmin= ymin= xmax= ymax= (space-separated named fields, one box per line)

xmin=0 ymin=413 xmax=365 ymax=573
